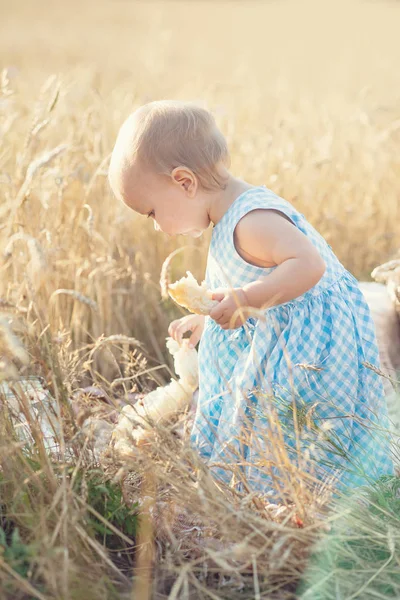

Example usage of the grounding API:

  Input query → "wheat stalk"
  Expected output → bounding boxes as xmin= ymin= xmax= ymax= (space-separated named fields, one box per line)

xmin=159 ymin=245 xmax=200 ymax=299
xmin=0 ymin=315 xmax=29 ymax=380
xmin=3 ymin=232 xmax=39 ymax=257
xmin=20 ymin=74 xmax=61 ymax=161
xmin=0 ymin=299 xmax=17 ymax=313
xmin=5 ymin=144 xmax=68 ymax=240
xmin=3 ymin=233 xmax=49 ymax=289
xmin=49 ymin=289 xmax=98 ymax=311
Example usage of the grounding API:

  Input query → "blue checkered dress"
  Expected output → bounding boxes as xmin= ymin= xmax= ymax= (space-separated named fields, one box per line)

xmin=190 ymin=186 xmax=394 ymax=498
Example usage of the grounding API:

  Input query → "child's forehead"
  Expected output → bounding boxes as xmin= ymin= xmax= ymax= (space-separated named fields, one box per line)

xmin=122 ymin=163 xmax=164 ymax=211
xmin=125 ymin=162 xmax=155 ymax=192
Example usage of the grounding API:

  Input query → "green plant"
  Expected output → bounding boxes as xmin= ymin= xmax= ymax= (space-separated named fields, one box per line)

xmin=0 ymin=527 xmax=34 ymax=579
xmin=72 ymin=468 xmax=138 ymax=540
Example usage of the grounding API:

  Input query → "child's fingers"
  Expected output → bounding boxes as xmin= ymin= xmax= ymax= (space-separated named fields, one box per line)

xmin=174 ymin=320 xmax=194 ymax=343
xmin=211 ymin=290 xmax=226 ymax=302
xmin=168 ymin=320 xmax=180 ymax=337
xmin=168 ymin=321 xmax=186 ymax=341
xmin=210 ymin=301 xmax=225 ymax=321
xmin=168 ymin=316 xmax=203 ymax=344
xmin=188 ymin=328 xmax=201 ymax=348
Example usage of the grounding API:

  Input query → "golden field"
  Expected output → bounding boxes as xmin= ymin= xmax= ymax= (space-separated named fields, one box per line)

xmin=1 ymin=0 xmax=400 ymax=363
xmin=0 ymin=0 xmax=400 ymax=598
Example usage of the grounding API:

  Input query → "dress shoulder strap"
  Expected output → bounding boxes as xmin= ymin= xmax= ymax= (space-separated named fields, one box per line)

xmin=225 ymin=185 xmax=304 ymax=235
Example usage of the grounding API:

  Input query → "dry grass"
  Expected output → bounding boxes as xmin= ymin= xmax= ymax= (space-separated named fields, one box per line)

xmin=1 ymin=0 xmax=400 ymax=598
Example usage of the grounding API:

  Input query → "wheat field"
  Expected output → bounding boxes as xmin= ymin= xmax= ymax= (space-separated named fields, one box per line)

xmin=1 ymin=0 xmax=400 ymax=598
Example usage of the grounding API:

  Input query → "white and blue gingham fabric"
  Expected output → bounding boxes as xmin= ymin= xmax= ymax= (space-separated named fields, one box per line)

xmin=190 ymin=186 xmax=394 ymax=498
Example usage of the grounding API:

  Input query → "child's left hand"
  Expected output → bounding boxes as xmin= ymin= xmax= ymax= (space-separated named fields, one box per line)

xmin=209 ymin=287 xmax=250 ymax=329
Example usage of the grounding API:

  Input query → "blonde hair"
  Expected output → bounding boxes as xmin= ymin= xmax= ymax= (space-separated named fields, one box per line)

xmin=109 ymin=100 xmax=231 ymax=193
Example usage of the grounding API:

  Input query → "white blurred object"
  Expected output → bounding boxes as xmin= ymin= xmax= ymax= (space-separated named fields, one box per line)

xmin=0 ymin=377 xmax=113 ymax=462
xmin=112 ymin=337 xmax=199 ymax=456
xmin=0 ymin=377 xmax=61 ymax=454
xmin=359 ymin=281 xmax=400 ymax=447
xmin=359 ymin=282 xmax=400 ymax=382
xmin=81 ymin=417 xmax=114 ymax=460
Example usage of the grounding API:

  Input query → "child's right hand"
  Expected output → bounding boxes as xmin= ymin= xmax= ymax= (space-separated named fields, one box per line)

xmin=168 ymin=314 xmax=205 ymax=348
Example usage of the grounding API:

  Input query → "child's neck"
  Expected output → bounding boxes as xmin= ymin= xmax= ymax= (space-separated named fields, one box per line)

xmin=208 ymin=174 xmax=256 ymax=226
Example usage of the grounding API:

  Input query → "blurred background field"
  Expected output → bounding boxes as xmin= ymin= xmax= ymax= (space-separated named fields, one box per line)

xmin=1 ymin=0 xmax=400 ymax=598
xmin=2 ymin=0 xmax=400 ymax=366
xmin=2 ymin=0 xmax=400 ymax=361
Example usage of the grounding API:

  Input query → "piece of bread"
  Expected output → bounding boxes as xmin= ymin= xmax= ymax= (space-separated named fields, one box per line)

xmin=165 ymin=338 xmax=199 ymax=389
xmin=111 ymin=337 xmax=199 ymax=456
xmin=168 ymin=271 xmax=218 ymax=315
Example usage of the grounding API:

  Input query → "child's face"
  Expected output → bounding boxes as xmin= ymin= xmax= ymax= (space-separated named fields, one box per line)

xmin=120 ymin=162 xmax=211 ymax=238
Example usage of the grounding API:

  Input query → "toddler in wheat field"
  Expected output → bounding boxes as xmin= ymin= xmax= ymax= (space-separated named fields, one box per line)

xmin=108 ymin=100 xmax=394 ymax=500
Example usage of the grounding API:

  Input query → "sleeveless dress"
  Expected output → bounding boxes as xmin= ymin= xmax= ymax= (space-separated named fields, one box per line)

xmin=190 ymin=185 xmax=394 ymax=499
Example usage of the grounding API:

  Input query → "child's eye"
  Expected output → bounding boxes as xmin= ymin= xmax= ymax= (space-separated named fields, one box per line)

xmin=147 ymin=211 xmax=155 ymax=219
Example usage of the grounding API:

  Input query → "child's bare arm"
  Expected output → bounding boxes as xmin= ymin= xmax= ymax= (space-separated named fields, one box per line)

xmin=237 ymin=209 xmax=326 ymax=309
xmin=209 ymin=210 xmax=326 ymax=329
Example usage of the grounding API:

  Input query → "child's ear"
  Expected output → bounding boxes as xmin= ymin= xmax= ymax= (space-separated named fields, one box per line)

xmin=171 ymin=167 xmax=196 ymax=194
